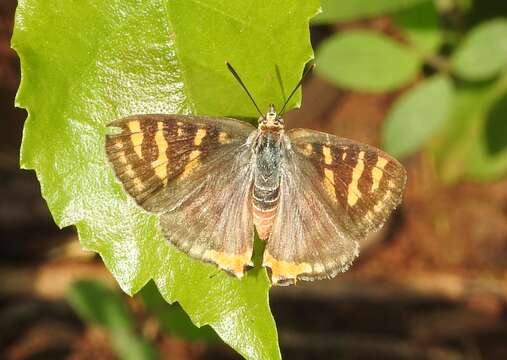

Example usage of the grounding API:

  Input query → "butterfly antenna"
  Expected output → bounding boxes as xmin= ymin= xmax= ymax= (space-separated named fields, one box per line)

xmin=226 ymin=62 xmax=264 ymax=118
xmin=278 ymin=63 xmax=316 ymax=116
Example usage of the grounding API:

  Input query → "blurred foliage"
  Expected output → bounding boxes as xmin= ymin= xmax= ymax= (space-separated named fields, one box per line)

xmin=315 ymin=0 xmax=507 ymax=181
xmin=67 ymin=280 xmax=158 ymax=360
xmin=434 ymin=74 xmax=507 ymax=182
xmin=393 ymin=1 xmax=443 ymax=55
xmin=317 ymin=30 xmax=421 ymax=91
xmin=67 ymin=280 xmax=221 ymax=360
xmin=314 ymin=0 xmax=429 ymax=23
xmin=452 ymin=19 xmax=507 ymax=81
xmin=382 ymin=75 xmax=453 ymax=158
xmin=138 ymin=281 xmax=219 ymax=343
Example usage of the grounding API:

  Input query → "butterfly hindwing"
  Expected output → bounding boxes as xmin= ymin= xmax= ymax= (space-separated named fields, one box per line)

xmin=263 ymin=129 xmax=406 ymax=285
xmin=159 ymin=142 xmax=255 ymax=277
xmin=106 ymin=114 xmax=258 ymax=276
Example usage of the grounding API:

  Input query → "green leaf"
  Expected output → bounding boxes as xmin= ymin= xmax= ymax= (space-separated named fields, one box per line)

xmin=434 ymin=72 xmax=507 ymax=182
xmin=452 ymin=19 xmax=507 ymax=81
xmin=393 ymin=1 xmax=443 ymax=55
xmin=12 ymin=1 xmax=319 ymax=359
xmin=67 ymin=280 xmax=158 ymax=360
xmin=382 ymin=75 xmax=454 ymax=158
xmin=316 ymin=30 xmax=422 ymax=91
xmin=314 ymin=0 xmax=430 ymax=23
xmin=468 ymin=91 xmax=507 ymax=179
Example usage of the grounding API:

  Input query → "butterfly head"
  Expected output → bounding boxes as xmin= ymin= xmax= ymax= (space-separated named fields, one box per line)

xmin=259 ymin=104 xmax=284 ymax=131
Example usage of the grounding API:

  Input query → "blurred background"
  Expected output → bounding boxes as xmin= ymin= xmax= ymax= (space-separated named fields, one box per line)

xmin=2 ymin=0 xmax=507 ymax=359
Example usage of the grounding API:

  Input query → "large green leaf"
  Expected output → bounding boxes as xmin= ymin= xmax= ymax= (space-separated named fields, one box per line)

xmin=316 ymin=30 xmax=421 ymax=91
xmin=314 ymin=0 xmax=430 ymax=23
xmin=452 ymin=19 xmax=507 ymax=81
xmin=382 ymin=75 xmax=454 ymax=158
xmin=12 ymin=1 xmax=320 ymax=359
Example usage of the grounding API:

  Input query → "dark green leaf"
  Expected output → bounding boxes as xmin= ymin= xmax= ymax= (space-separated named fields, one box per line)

xmin=382 ymin=75 xmax=454 ymax=158
xmin=67 ymin=280 xmax=134 ymax=329
xmin=139 ymin=281 xmax=218 ymax=343
xmin=12 ymin=1 xmax=320 ymax=358
xmin=316 ymin=30 xmax=421 ymax=91
xmin=314 ymin=0 xmax=430 ymax=24
xmin=434 ymin=73 xmax=507 ymax=182
xmin=465 ymin=90 xmax=507 ymax=179
xmin=393 ymin=1 xmax=443 ymax=55
xmin=452 ymin=19 xmax=507 ymax=81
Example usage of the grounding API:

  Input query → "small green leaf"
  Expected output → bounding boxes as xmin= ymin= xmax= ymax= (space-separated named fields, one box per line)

xmin=434 ymin=73 xmax=507 ymax=182
xmin=382 ymin=75 xmax=454 ymax=158
xmin=12 ymin=1 xmax=320 ymax=359
xmin=316 ymin=30 xmax=421 ymax=91
xmin=452 ymin=19 xmax=507 ymax=81
xmin=67 ymin=280 xmax=158 ymax=360
xmin=464 ymin=89 xmax=507 ymax=180
xmin=393 ymin=1 xmax=443 ymax=55
xmin=314 ymin=0 xmax=430 ymax=23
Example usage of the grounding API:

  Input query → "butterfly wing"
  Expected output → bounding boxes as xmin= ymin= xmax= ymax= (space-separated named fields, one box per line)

xmin=264 ymin=129 xmax=406 ymax=285
xmin=106 ymin=114 xmax=257 ymax=276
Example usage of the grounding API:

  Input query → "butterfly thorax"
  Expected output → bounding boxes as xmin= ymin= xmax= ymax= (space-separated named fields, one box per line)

xmin=253 ymin=106 xmax=284 ymax=240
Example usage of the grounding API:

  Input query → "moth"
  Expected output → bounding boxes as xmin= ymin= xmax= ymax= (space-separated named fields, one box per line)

xmin=105 ymin=63 xmax=406 ymax=286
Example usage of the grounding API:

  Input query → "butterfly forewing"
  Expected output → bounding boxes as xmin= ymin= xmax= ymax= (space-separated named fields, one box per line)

xmin=288 ymin=129 xmax=406 ymax=237
xmin=263 ymin=129 xmax=406 ymax=285
xmin=106 ymin=114 xmax=258 ymax=276
xmin=106 ymin=114 xmax=255 ymax=210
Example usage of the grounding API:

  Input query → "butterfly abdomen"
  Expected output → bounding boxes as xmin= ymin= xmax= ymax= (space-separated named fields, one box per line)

xmin=252 ymin=183 xmax=280 ymax=240
xmin=252 ymin=132 xmax=282 ymax=240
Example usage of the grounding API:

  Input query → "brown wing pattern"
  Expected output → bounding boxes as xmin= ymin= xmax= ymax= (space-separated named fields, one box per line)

xmin=106 ymin=114 xmax=257 ymax=276
xmin=288 ymin=128 xmax=406 ymax=238
xmin=264 ymin=129 xmax=406 ymax=285
xmin=158 ymin=143 xmax=255 ymax=277
xmin=105 ymin=114 xmax=255 ymax=210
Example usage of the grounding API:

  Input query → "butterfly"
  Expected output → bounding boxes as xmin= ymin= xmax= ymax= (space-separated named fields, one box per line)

xmin=105 ymin=63 xmax=406 ymax=286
